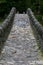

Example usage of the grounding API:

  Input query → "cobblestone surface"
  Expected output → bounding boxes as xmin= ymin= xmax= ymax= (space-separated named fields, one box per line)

xmin=0 ymin=14 xmax=42 ymax=65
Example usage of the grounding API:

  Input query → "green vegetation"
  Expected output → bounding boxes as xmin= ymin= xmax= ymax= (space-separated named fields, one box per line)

xmin=0 ymin=0 xmax=43 ymax=25
xmin=35 ymin=15 xmax=43 ymax=26
xmin=35 ymin=15 xmax=42 ymax=22
xmin=0 ymin=18 xmax=4 ymax=23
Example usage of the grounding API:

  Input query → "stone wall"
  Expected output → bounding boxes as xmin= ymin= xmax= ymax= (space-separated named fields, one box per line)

xmin=27 ymin=8 xmax=43 ymax=52
xmin=0 ymin=7 xmax=16 ymax=52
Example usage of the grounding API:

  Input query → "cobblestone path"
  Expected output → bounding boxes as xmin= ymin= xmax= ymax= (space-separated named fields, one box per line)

xmin=0 ymin=14 xmax=42 ymax=65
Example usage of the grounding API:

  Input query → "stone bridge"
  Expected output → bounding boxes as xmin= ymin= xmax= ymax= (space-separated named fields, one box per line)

xmin=0 ymin=7 xmax=43 ymax=65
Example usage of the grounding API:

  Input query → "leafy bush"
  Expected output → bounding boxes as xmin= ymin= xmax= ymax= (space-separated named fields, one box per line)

xmin=35 ymin=15 xmax=43 ymax=25
xmin=35 ymin=15 xmax=42 ymax=21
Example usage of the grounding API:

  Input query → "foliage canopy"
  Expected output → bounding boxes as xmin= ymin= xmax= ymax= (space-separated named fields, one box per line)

xmin=0 ymin=0 xmax=43 ymax=16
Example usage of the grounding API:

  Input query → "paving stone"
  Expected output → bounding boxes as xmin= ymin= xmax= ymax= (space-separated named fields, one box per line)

xmin=0 ymin=14 xmax=42 ymax=65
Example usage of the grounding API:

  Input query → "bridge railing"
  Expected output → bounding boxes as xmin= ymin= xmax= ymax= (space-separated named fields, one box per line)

xmin=0 ymin=7 xmax=16 ymax=52
xmin=27 ymin=8 xmax=43 ymax=52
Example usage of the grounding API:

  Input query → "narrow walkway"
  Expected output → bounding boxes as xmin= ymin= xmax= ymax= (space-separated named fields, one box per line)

xmin=0 ymin=14 xmax=42 ymax=65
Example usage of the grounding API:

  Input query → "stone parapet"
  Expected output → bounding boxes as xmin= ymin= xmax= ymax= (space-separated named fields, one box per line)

xmin=0 ymin=7 xmax=16 ymax=52
xmin=27 ymin=8 xmax=43 ymax=52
